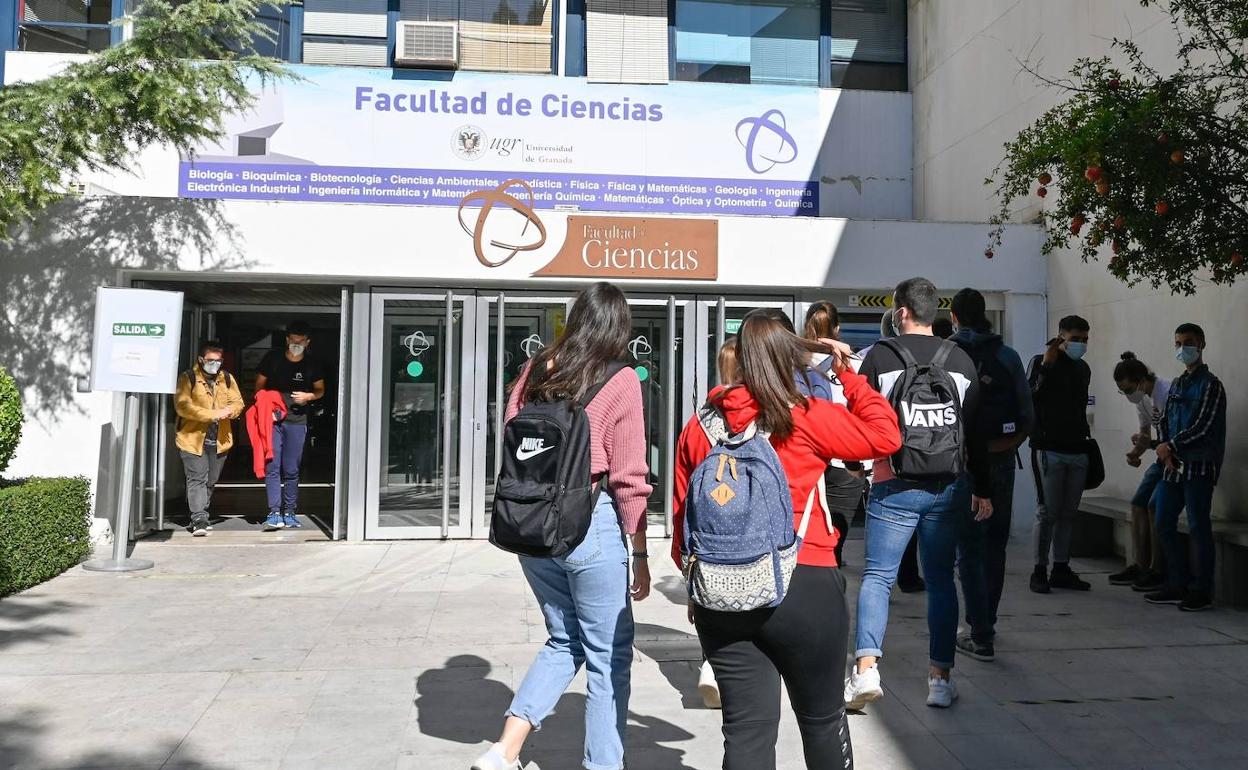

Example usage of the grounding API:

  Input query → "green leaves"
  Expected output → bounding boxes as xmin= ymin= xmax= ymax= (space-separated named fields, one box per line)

xmin=0 ymin=367 xmax=21 ymax=476
xmin=0 ymin=476 xmax=92 ymax=596
xmin=0 ymin=0 xmax=296 ymax=240
xmin=988 ymin=0 xmax=1247 ymax=294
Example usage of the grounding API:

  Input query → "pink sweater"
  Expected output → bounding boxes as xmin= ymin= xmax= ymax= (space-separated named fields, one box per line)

xmin=506 ymin=363 xmax=653 ymax=534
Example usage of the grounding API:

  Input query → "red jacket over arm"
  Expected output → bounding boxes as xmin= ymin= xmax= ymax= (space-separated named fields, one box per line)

xmin=672 ymin=369 xmax=901 ymax=569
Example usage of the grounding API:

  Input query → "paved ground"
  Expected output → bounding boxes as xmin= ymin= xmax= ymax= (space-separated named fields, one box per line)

xmin=3 ymin=534 xmax=1248 ymax=770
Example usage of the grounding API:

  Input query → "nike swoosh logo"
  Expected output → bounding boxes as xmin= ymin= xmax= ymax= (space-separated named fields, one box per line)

xmin=516 ymin=445 xmax=556 ymax=461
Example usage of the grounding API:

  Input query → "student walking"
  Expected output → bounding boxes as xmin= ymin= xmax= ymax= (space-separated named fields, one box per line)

xmin=804 ymin=300 xmax=870 ymax=568
xmin=174 ymin=341 xmax=244 ymax=536
xmin=255 ymin=321 xmax=326 ymax=530
xmin=1111 ymin=352 xmax=1170 ymax=592
xmin=949 ymin=289 xmax=1033 ymax=662
xmin=845 ymin=277 xmax=992 ymax=710
xmin=1028 ymin=316 xmax=1093 ymax=593
xmin=1146 ymin=324 xmax=1226 ymax=612
xmin=473 ymin=283 xmax=651 ymax=770
xmin=673 ymin=309 xmax=901 ymax=770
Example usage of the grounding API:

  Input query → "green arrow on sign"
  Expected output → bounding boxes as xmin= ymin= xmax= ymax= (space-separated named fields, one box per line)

xmin=112 ymin=323 xmax=167 ymax=338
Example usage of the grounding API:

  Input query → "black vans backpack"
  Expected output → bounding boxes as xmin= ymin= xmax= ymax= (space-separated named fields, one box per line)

xmin=955 ymin=335 xmax=1021 ymax=438
xmin=490 ymin=361 xmax=628 ymax=558
xmin=879 ymin=338 xmax=966 ymax=481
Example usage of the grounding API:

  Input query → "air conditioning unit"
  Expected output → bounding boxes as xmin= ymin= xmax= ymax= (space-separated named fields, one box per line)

xmin=395 ymin=21 xmax=458 ymax=69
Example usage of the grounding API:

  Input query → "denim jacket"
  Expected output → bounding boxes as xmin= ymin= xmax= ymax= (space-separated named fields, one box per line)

xmin=1161 ymin=364 xmax=1226 ymax=473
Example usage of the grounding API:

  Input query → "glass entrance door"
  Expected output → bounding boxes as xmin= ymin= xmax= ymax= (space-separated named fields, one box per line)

xmin=366 ymin=293 xmax=477 ymax=539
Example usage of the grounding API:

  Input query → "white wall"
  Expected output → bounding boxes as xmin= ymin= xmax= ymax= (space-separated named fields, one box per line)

xmin=911 ymin=0 xmax=1248 ymax=520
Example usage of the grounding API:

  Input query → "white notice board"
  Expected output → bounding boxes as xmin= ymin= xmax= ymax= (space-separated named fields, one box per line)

xmin=90 ymin=287 xmax=184 ymax=394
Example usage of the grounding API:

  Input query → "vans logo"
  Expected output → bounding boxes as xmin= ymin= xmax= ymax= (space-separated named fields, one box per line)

xmin=516 ymin=437 xmax=556 ymax=461
xmin=901 ymin=402 xmax=958 ymax=428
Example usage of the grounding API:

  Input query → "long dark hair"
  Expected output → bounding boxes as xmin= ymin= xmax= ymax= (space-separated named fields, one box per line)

xmin=803 ymin=301 xmax=840 ymax=340
xmin=736 ymin=308 xmax=826 ymax=441
xmin=523 ymin=282 xmax=632 ymax=402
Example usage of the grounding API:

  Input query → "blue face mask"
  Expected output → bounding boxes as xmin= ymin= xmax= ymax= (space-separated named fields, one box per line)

xmin=1064 ymin=341 xmax=1087 ymax=361
xmin=1176 ymin=345 xmax=1201 ymax=366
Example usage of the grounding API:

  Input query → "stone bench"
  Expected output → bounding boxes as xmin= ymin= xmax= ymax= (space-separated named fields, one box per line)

xmin=1077 ymin=494 xmax=1248 ymax=607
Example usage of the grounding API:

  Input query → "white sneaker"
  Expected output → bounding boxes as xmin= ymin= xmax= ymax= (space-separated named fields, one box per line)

xmin=926 ymin=675 xmax=959 ymax=708
xmin=471 ymin=743 xmax=520 ymax=770
xmin=844 ymin=664 xmax=884 ymax=711
xmin=698 ymin=660 xmax=721 ymax=709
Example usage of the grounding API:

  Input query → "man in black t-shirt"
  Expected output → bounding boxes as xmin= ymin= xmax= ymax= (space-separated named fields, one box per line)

xmin=845 ymin=277 xmax=992 ymax=713
xmin=255 ymin=321 xmax=326 ymax=530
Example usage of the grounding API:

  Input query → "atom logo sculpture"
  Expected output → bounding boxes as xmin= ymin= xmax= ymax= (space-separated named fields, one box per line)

xmin=458 ymin=179 xmax=548 ymax=268
xmin=735 ymin=109 xmax=798 ymax=174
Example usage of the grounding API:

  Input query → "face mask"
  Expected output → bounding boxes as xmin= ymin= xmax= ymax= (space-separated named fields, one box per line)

xmin=1176 ymin=345 xmax=1201 ymax=366
xmin=288 ymin=343 xmax=306 ymax=357
xmin=201 ymin=360 xmax=222 ymax=376
xmin=1124 ymin=389 xmax=1146 ymax=404
xmin=1064 ymin=341 xmax=1087 ymax=360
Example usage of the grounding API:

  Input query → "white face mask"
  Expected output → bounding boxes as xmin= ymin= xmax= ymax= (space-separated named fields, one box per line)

xmin=1124 ymin=389 xmax=1146 ymax=404
xmin=201 ymin=360 xmax=222 ymax=376
xmin=288 ymin=343 xmax=306 ymax=357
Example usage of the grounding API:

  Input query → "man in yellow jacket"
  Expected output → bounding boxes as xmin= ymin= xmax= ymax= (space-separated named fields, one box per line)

xmin=175 ymin=341 xmax=244 ymax=536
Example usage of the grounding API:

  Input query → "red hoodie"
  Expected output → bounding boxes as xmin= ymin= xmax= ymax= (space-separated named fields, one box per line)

xmin=671 ymin=369 xmax=901 ymax=569
xmin=246 ymin=389 xmax=288 ymax=478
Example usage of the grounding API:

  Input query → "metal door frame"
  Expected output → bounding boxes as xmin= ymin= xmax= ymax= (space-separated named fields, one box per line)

xmin=366 ymin=291 xmax=477 ymax=539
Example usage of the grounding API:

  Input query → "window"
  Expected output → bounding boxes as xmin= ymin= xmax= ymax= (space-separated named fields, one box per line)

xmin=829 ymin=0 xmax=907 ymax=91
xmin=673 ymin=0 xmax=820 ymax=87
xmin=400 ymin=0 xmax=553 ymax=73
xmin=18 ymin=0 xmax=114 ymax=54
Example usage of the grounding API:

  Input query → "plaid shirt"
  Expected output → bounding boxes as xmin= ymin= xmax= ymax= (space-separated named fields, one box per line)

xmin=1159 ymin=366 xmax=1227 ymax=484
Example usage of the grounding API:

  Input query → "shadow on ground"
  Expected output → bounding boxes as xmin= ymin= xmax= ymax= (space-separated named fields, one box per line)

xmin=0 ymin=710 xmax=222 ymax=769
xmin=415 ymin=654 xmax=696 ymax=769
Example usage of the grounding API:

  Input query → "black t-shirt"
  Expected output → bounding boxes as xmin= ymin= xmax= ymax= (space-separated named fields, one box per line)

xmin=859 ymin=334 xmax=989 ymax=498
xmin=258 ymin=351 xmax=325 ymax=425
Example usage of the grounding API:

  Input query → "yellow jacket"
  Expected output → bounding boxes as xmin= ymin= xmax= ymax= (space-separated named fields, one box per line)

xmin=174 ymin=365 xmax=245 ymax=456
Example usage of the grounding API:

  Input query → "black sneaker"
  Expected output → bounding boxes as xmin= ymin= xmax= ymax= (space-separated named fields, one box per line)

xmin=1030 ymin=565 xmax=1051 ymax=594
xmin=1145 ymin=587 xmax=1187 ymax=605
xmin=955 ymin=633 xmax=995 ymax=662
xmin=1131 ymin=570 xmax=1165 ymax=592
xmin=1049 ymin=564 xmax=1091 ymax=591
xmin=1179 ymin=592 xmax=1212 ymax=612
xmin=898 ymin=577 xmax=926 ymax=594
xmin=1108 ymin=565 xmax=1142 ymax=586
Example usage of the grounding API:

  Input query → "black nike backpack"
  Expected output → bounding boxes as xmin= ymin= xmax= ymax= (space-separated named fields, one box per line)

xmin=490 ymin=361 xmax=628 ymax=558
xmin=879 ymin=339 xmax=967 ymax=481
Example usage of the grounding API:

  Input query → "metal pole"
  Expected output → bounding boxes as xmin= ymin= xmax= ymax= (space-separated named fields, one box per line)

xmin=664 ymin=296 xmax=677 ymax=538
xmin=156 ymin=395 xmax=167 ymax=531
xmin=84 ymin=393 xmax=154 ymax=572
xmin=715 ymin=296 xmax=726 ymax=382
xmin=441 ymin=291 xmax=453 ymax=539
xmin=493 ymin=293 xmax=505 ymax=480
xmin=333 ymin=287 xmax=350 ymax=540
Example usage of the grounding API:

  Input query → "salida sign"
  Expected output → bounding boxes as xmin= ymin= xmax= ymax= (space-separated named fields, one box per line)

xmin=458 ymin=180 xmax=718 ymax=280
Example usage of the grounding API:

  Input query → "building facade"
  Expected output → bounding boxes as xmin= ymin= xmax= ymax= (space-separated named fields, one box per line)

xmin=1 ymin=1 xmax=1050 ymax=543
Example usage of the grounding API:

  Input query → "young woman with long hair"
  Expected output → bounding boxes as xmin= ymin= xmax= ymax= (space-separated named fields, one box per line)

xmin=473 ymin=282 xmax=651 ymax=770
xmin=803 ymin=300 xmax=869 ymax=566
xmin=671 ymin=308 xmax=902 ymax=770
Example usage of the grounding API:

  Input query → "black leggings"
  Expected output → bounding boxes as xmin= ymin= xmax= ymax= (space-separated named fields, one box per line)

xmin=694 ymin=565 xmax=853 ymax=770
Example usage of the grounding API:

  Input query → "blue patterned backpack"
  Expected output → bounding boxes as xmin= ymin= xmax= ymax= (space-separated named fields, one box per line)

xmin=681 ymin=399 xmax=819 ymax=611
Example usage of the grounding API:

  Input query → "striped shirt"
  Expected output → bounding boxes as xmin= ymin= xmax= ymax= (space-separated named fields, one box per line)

xmin=1159 ymin=367 xmax=1227 ymax=484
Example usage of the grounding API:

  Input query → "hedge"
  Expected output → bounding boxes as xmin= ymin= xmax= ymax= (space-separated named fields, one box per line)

xmin=0 ymin=366 xmax=21 ymax=475
xmin=0 ymin=476 xmax=92 ymax=597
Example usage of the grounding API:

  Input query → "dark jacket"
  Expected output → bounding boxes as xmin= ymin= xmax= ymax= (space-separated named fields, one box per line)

xmin=1027 ymin=351 xmax=1091 ymax=453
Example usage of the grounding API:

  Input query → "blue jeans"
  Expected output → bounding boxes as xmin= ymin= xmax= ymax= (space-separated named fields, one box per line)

xmin=509 ymin=496 xmax=633 ymax=770
xmin=1131 ymin=461 xmax=1164 ymax=509
xmin=264 ymin=421 xmax=307 ymax=514
xmin=857 ymin=476 xmax=969 ymax=670
xmin=1156 ymin=475 xmax=1216 ymax=594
